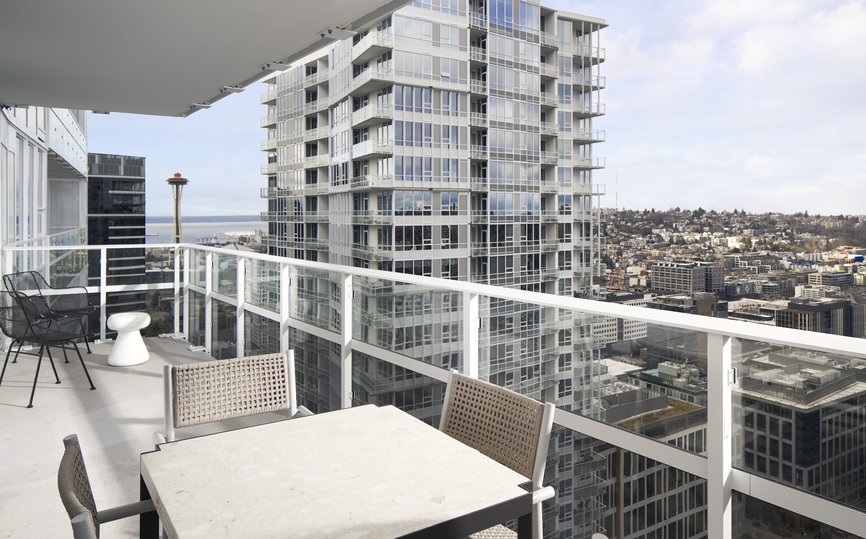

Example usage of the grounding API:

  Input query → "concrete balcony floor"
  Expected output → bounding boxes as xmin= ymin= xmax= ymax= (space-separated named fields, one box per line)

xmin=0 ymin=336 xmax=212 ymax=538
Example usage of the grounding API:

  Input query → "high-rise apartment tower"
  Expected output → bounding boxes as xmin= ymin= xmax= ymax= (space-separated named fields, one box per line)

xmin=260 ymin=2 xmax=606 ymax=536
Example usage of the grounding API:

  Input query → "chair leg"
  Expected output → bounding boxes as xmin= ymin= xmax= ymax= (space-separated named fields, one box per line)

xmin=45 ymin=347 xmax=61 ymax=384
xmin=62 ymin=345 xmax=70 ymax=364
xmin=72 ymin=342 xmax=95 ymax=390
xmin=84 ymin=333 xmax=92 ymax=354
xmin=27 ymin=345 xmax=45 ymax=408
xmin=11 ymin=340 xmax=22 ymax=363
xmin=0 ymin=340 xmax=15 ymax=386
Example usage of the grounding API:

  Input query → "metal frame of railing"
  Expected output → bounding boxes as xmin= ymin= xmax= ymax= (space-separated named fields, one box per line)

xmin=3 ymin=242 xmax=866 ymax=538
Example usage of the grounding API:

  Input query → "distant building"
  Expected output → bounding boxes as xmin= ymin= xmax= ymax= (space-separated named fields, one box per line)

xmin=808 ymin=271 xmax=854 ymax=289
xmin=794 ymin=284 xmax=841 ymax=300
xmin=760 ymin=298 xmax=852 ymax=337
xmin=87 ymin=153 xmax=146 ymax=317
xmin=651 ymin=261 xmax=723 ymax=294
xmin=735 ymin=350 xmax=866 ymax=507
xmin=595 ymin=292 xmax=651 ymax=346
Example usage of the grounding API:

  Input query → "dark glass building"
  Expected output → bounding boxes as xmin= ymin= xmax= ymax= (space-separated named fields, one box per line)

xmin=87 ymin=153 xmax=147 ymax=320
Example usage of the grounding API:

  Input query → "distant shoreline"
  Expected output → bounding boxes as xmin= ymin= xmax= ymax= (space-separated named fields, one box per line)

xmin=147 ymin=215 xmax=260 ymax=224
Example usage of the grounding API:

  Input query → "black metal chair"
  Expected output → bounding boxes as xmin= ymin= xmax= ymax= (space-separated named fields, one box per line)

xmin=3 ymin=271 xmax=96 ymax=353
xmin=0 ymin=291 xmax=95 ymax=408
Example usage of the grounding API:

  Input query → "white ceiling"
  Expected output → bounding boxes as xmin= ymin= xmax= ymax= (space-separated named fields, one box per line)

xmin=0 ymin=0 xmax=409 ymax=117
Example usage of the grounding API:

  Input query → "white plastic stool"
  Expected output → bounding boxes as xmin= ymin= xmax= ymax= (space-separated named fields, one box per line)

xmin=107 ymin=312 xmax=151 ymax=366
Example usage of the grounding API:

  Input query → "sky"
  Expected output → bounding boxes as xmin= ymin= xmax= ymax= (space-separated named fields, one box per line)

xmin=87 ymin=0 xmax=866 ymax=216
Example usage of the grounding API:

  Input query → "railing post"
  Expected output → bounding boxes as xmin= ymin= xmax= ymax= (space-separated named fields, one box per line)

xmin=340 ymin=274 xmax=353 ymax=409
xmin=204 ymin=251 xmax=213 ymax=354
xmin=707 ymin=332 xmax=733 ymax=539
xmin=182 ymin=248 xmax=190 ymax=339
xmin=462 ymin=292 xmax=479 ymax=378
xmin=99 ymin=247 xmax=107 ymax=341
xmin=235 ymin=256 xmax=245 ymax=357
xmin=279 ymin=263 xmax=290 ymax=354
xmin=173 ymin=246 xmax=181 ymax=336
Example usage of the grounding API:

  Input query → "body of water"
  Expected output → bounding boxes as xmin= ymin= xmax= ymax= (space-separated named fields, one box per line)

xmin=147 ymin=219 xmax=264 ymax=244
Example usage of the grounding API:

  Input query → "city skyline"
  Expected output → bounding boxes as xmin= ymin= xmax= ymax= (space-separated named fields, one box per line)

xmin=87 ymin=0 xmax=866 ymax=217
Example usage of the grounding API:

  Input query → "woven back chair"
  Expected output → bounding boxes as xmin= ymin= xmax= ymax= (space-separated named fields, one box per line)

xmin=440 ymin=372 xmax=555 ymax=539
xmin=58 ymin=434 xmax=155 ymax=539
xmin=157 ymin=351 xmax=310 ymax=443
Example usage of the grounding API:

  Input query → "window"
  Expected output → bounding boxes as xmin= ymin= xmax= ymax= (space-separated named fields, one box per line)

xmin=441 ymin=225 xmax=458 ymax=249
xmin=395 ymin=226 xmax=432 ymax=250
xmin=441 ymin=192 xmax=459 ymax=215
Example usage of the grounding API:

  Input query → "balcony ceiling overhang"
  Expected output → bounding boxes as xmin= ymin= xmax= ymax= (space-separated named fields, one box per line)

xmin=0 ymin=0 xmax=409 ymax=117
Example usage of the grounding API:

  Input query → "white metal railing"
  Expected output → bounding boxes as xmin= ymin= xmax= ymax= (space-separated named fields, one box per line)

xmin=3 ymin=242 xmax=866 ymax=538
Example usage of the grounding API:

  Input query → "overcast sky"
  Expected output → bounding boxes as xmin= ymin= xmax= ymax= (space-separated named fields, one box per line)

xmin=87 ymin=0 xmax=866 ymax=217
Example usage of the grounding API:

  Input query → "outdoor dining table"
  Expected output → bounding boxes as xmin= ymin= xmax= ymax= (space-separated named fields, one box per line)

xmin=139 ymin=404 xmax=533 ymax=538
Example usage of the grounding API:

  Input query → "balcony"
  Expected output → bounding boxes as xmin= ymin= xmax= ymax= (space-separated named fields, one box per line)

xmin=260 ymin=110 xmax=277 ymax=127
xmin=539 ymin=63 xmax=558 ymax=78
xmin=351 ymin=139 xmax=393 ymax=158
xmin=4 ymin=242 xmax=866 ymax=539
xmin=260 ymin=162 xmax=279 ymax=174
xmin=260 ymin=86 xmax=278 ymax=104
xmin=260 ymin=137 xmax=278 ymax=151
xmin=540 ymin=32 xmax=559 ymax=49
xmin=469 ymin=12 xmax=487 ymax=30
xmin=470 ymin=79 xmax=487 ymax=95
xmin=573 ymin=101 xmax=605 ymax=118
xmin=540 ymin=92 xmax=557 ymax=107
xmin=574 ymin=43 xmax=606 ymax=63
xmin=303 ymin=153 xmax=329 ymax=168
xmin=304 ymin=69 xmax=330 ymax=87
xmin=351 ymin=104 xmax=393 ymax=128
xmin=573 ymin=129 xmax=605 ymax=143
xmin=303 ymin=127 xmax=328 ymax=141
xmin=574 ymin=75 xmax=606 ymax=91
xmin=349 ymin=66 xmax=393 ymax=96
xmin=470 ymin=144 xmax=488 ymax=159
xmin=469 ymin=46 xmax=487 ymax=63
xmin=352 ymin=31 xmax=393 ymax=65
xmin=573 ymin=156 xmax=606 ymax=170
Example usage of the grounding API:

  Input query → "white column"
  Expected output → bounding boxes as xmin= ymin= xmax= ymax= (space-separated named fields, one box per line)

xmin=182 ymin=248 xmax=190 ymax=339
xmin=279 ymin=263 xmax=290 ymax=354
xmin=235 ymin=256 xmax=245 ymax=357
xmin=707 ymin=332 xmax=733 ymax=539
xmin=99 ymin=247 xmax=107 ymax=341
xmin=204 ymin=251 xmax=213 ymax=354
xmin=173 ymin=246 xmax=181 ymax=336
xmin=340 ymin=274 xmax=353 ymax=408
xmin=462 ymin=292 xmax=479 ymax=378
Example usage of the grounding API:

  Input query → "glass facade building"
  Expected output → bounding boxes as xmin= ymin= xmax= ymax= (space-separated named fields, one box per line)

xmin=260 ymin=1 xmax=610 ymax=536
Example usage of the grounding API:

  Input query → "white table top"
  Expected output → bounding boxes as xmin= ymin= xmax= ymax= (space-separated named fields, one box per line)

xmin=140 ymin=404 xmax=531 ymax=538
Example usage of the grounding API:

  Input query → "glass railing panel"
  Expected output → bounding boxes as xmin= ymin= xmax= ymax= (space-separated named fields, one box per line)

xmin=352 ymin=276 xmax=463 ymax=371
xmin=46 ymin=248 xmax=89 ymax=288
xmin=476 ymin=298 xmax=709 ymax=455
xmin=244 ymin=311 xmax=279 ymax=356
xmin=142 ymin=289 xmax=177 ymax=337
xmin=144 ymin=246 xmax=177 ymax=285
xmin=731 ymin=338 xmax=866 ymax=513
xmin=291 ymin=327 xmax=340 ymax=413
xmin=352 ymin=352 xmax=447 ymax=427
xmin=188 ymin=290 xmax=206 ymax=347
xmin=212 ymin=254 xmax=237 ymax=298
xmin=245 ymin=258 xmax=279 ymax=313
xmin=543 ymin=426 xmax=707 ymax=538
xmin=288 ymin=266 xmax=342 ymax=334
xmin=97 ymin=246 xmax=147 ymax=288
xmin=190 ymin=249 xmax=206 ymax=287
xmin=733 ymin=492 xmax=862 ymax=538
xmin=211 ymin=299 xmax=237 ymax=359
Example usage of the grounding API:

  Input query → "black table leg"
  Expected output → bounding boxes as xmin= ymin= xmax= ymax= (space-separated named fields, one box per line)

xmin=140 ymin=475 xmax=159 ymax=539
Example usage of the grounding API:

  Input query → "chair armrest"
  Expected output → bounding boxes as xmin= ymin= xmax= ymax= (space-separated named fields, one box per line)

xmin=293 ymin=405 xmax=314 ymax=418
xmin=153 ymin=431 xmax=167 ymax=445
xmin=532 ymin=485 xmax=555 ymax=505
xmin=96 ymin=499 xmax=156 ymax=524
